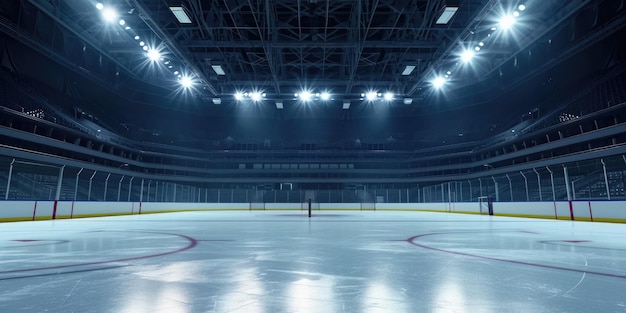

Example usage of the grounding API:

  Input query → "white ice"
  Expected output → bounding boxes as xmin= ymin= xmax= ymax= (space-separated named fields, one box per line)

xmin=1 ymin=211 xmax=626 ymax=313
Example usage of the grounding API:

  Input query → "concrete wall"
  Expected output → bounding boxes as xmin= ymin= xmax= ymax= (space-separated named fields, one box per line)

xmin=1 ymin=200 xmax=625 ymax=223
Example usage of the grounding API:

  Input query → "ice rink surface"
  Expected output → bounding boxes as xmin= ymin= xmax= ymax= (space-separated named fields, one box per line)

xmin=1 ymin=210 xmax=626 ymax=313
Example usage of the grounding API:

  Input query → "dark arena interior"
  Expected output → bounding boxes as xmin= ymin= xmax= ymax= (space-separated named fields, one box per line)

xmin=1 ymin=0 xmax=626 ymax=312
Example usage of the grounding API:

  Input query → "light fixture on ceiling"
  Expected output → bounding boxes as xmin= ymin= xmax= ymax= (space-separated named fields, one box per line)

xmin=365 ymin=92 xmax=378 ymax=101
xmin=169 ymin=7 xmax=192 ymax=24
xmin=276 ymin=101 xmax=284 ymax=109
xmin=180 ymin=76 xmax=193 ymax=88
xmin=402 ymin=65 xmax=416 ymax=75
xmin=250 ymin=92 xmax=265 ymax=102
xmin=461 ymin=49 xmax=475 ymax=63
xmin=212 ymin=98 xmax=222 ymax=104
xmin=432 ymin=77 xmax=446 ymax=89
xmin=211 ymin=65 xmax=226 ymax=76
xmin=146 ymin=48 xmax=161 ymax=61
xmin=403 ymin=98 xmax=413 ymax=105
xmin=499 ymin=15 xmax=516 ymax=30
xmin=383 ymin=92 xmax=394 ymax=101
xmin=101 ymin=7 xmax=118 ymax=23
xmin=298 ymin=91 xmax=313 ymax=102
xmin=436 ymin=6 xmax=459 ymax=24
xmin=342 ymin=101 xmax=351 ymax=110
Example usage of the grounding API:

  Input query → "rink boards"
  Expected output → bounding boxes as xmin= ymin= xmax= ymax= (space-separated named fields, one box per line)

xmin=1 ymin=200 xmax=626 ymax=223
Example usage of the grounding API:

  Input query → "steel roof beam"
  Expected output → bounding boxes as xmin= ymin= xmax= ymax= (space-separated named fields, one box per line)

xmin=128 ymin=0 xmax=219 ymax=96
xmin=181 ymin=40 xmax=441 ymax=49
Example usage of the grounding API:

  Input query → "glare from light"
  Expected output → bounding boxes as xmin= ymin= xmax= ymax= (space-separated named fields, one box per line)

xmin=250 ymin=92 xmax=262 ymax=102
xmin=124 ymin=26 xmax=131 ymax=30
xmin=513 ymin=11 xmax=520 ymax=17
xmin=446 ymin=71 xmax=452 ymax=75
xmin=180 ymin=76 xmax=193 ymax=88
xmin=320 ymin=92 xmax=331 ymax=100
xmin=461 ymin=50 xmax=475 ymax=63
xmin=96 ymin=3 xmax=104 ymax=10
xmin=234 ymin=92 xmax=244 ymax=100
xmin=474 ymin=46 xmax=481 ymax=51
xmin=119 ymin=19 xmax=126 ymax=26
xmin=139 ymin=41 xmax=145 ymax=46
xmin=299 ymin=91 xmax=312 ymax=102
xmin=499 ymin=15 xmax=516 ymax=30
xmin=518 ymin=4 xmax=526 ymax=11
xmin=366 ymin=92 xmax=378 ymax=101
xmin=173 ymin=71 xmax=179 ymax=75
xmin=146 ymin=49 xmax=161 ymax=62
xmin=134 ymin=35 xmax=140 ymax=40
xmin=142 ymin=46 xmax=148 ymax=51
xmin=479 ymin=42 xmax=484 ymax=46
xmin=383 ymin=92 xmax=393 ymax=101
xmin=432 ymin=77 xmax=446 ymax=89
xmin=102 ymin=8 xmax=118 ymax=23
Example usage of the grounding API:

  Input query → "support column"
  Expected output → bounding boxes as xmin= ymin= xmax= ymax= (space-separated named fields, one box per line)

xmin=104 ymin=173 xmax=111 ymax=201
xmin=505 ymin=174 xmax=513 ymax=201
xmin=5 ymin=159 xmax=15 ymax=200
xmin=520 ymin=171 xmax=529 ymax=201
xmin=52 ymin=165 xmax=65 ymax=220
xmin=492 ymin=176 xmax=499 ymax=201
xmin=533 ymin=168 xmax=542 ymax=201
xmin=601 ymin=159 xmax=611 ymax=200
xmin=546 ymin=166 xmax=556 ymax=201
xmin=128 ymin=177 xmax=134 ymax=201
xmin=563 ymin=165 xmax=574 ymax=220
xmin=74 ymin=168 xmax=83 ymax=201
xmin=117 ymin=176 xmax=125 ymax=202
xmin=88 ymin=171 xmax=97 ymax=201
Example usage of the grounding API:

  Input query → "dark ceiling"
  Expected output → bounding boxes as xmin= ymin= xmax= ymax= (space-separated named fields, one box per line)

xmin=0 ymin=0 xmax=625 ymax=146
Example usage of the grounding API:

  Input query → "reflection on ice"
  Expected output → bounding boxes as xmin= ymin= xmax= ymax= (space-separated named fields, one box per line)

xmin=1 ymin=211 xmax=625 ymax=313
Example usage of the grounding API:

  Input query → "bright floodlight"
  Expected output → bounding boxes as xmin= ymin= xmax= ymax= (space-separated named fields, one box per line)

xmin=513 ymin=11 xmax=520 ymax=17
xmin=518 ymin=4 xmax=526 ymax=11
xmin=234 ymin=92 xmax=244 ymax=100
xmin=461 ymin=50 xmax=475 ymax=63
xmin=96 ymin=3 xmax=104 ymax=10
xmin=383 ymin=92 xmax=393 ymax=101
xmin=180 ymin=76 xmax=193 ymax=88
xmin=118 ymin=19 xmax=126 ymax=26
xmin=432 ymin=77 xmax=446 ymax=89
xmin=146 ymin=49 xmax=161 ymax=62
xmin=499 ymin=15 xmax=516 ymax=30
xmin=102 ymin=8 xmax=118 ymax=23
xmin=320 ymin=92 xmax=331 ymax=101
xmin=250 ymin=92 xmax=262 ymax=102
xmin=299 ymin=91 xmax=312 ymax=102
xmin=366 ymin=92 xmax=378 ymax=101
